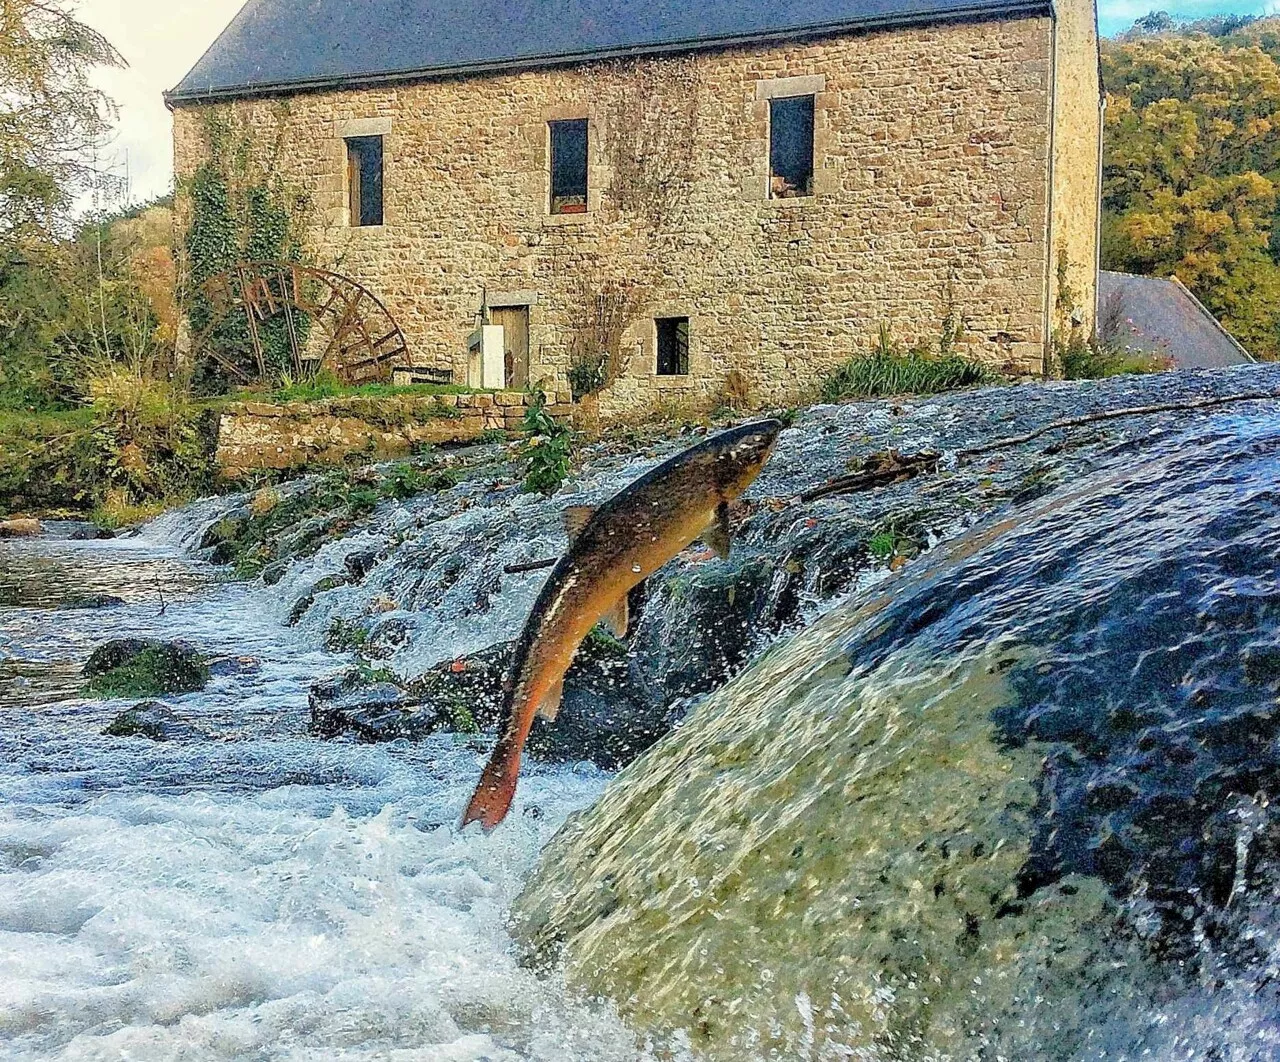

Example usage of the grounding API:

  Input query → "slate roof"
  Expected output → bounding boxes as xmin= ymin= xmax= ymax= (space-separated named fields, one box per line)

xmin=1098 ymin=271 xmax=1253 ymax=370
xmin=167 ymin=0 xmax=1050 ymax=104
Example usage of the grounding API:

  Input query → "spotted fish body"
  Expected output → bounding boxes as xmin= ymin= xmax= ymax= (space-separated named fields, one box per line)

xmin=462 ymin=419 xmax=784 ymax=830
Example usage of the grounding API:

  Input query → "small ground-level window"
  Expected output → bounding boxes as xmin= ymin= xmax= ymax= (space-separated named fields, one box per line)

xmin=656 ymin=317 xmax=690 ymax=376
xmin=769 ymin=95 xmax=815 ymax=199
xmin=550 ymin=118 xmax=588 ymax=215
xmin=346 ymin=135 xmax=384 ymax=227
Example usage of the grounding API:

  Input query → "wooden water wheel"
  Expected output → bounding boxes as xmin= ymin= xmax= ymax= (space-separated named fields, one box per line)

xmin=193 ymin=262 xmax=411 ymax=385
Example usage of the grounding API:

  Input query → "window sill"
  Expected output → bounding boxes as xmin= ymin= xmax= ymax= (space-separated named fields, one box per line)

xmin=764 ymin=194 xmax=817 ymax=208
xmin=543 ymin=211 xmax=592 ymax=227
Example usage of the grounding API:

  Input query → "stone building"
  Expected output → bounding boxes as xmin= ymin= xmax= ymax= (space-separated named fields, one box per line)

xmin=167 ymin=0 xmax=1102 ymax=417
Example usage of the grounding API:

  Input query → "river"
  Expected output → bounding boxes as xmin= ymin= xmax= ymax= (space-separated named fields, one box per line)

xmin=6 ymin=367 xmax=1280 ymax=1060
xmin=0 ymin=525 xmax=645 ymax=1061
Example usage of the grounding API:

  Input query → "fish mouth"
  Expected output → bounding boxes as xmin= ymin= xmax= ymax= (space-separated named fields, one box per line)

xmin=718 ymin=418 xmax=784 ymax=466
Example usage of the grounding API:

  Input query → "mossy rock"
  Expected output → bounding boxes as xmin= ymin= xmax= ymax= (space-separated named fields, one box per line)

xmin=512 ymin=617 xmax=1161 ymax=1060
xmin=83 ymin=639 xmax=210 ymax=698
xmin=102 ymin=702 xmax=208 ymax=741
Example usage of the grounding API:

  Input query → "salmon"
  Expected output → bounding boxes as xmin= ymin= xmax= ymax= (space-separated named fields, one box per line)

xmin=462 ymin=419 xmax=783 ymax=830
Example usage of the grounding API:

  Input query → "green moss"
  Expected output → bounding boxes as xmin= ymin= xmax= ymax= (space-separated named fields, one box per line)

xmin=449 ymin=702 xmax=481 ymax=734
xmin=84 ymin=648 xmax=209 ymax=698
xmin=325 ymin=618 xmax=370 ymax=652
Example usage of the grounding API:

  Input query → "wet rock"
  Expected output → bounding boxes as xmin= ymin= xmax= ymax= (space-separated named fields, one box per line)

xmin=310 ymin=669 xmax=444 ymax=741
xmin=312 ymin=632 xmax=664 ymax=768
xmin=0 ymin=518 xmax=41 ymax=538
xmin=102 ymin=702 xmax=208 ymax=742
xmin=207 ymin=655 xmax=261 ymax=678
xmin=40 ymin=520 xmax=114 ymax=541
xmin=58 ymin=594 xmax=126 ymax=610
xmin=344 ymin=549 xmax=381 ymax=582
xmin=288 ymin=574 xmax=353 ymax=626
xmin=83 ymin=639 xmax=209 ymax=697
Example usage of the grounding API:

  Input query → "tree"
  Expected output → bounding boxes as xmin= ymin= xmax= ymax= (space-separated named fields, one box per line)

xmin=0 ymin=0 xmax=124 ymax=247
xmin=1102 ymin=17 xmax=1280 ymax=359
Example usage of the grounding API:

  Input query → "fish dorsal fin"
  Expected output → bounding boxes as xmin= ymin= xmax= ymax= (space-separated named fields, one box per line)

xmin=700 ymin=502 xmax=733 ymax=561
xmin=563 ymin=505 xmax=596 ymax=543
xmin=537 ymin=675 xmax=565 ymax=721
xmin=602 ymin=597 xmax=630 ymax=639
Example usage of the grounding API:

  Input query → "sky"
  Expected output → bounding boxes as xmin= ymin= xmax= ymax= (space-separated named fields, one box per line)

xmin=74 ymin=0 xmax=1280 ymax=209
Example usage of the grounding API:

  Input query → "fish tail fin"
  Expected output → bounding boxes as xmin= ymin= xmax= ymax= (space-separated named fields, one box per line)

xmin=462 ymin=740 xmax=523 ymax=831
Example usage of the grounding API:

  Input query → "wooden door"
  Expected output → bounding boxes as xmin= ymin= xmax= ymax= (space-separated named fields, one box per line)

xmin=490 ymin=305 xmax=530 ymax=389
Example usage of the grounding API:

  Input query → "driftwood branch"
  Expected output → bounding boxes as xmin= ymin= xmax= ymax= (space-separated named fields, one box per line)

xmin=801 ymin=387 xmax=1280 ymax=504
xmin=956 ymin=389 xmax=1280 ymax=459
xmin=799 ymin=450 xmax=942 ymax=504
xmin=504 ymin=558 xmax=559 ymax=575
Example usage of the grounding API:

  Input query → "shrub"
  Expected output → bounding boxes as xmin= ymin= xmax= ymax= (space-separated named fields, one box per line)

xmin=521 ymin=390 xmax=573 ymax=496
xmin=1053 ymin=332 xmax=1171 ymax=379
xmin=822 ymin=325 xmax=995 ymax=402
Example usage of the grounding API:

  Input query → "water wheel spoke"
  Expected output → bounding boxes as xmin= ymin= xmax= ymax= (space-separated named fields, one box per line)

xmin=192 ymin=261 xmax=409 ymax=387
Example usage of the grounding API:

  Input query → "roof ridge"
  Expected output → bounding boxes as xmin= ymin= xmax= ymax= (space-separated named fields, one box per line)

xmin=167 ymin=0 xmax=1053 ymax=105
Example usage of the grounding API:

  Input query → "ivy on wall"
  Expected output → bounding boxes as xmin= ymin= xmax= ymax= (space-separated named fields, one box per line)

xmin=181 ymin=106 xmax=313 ymax=390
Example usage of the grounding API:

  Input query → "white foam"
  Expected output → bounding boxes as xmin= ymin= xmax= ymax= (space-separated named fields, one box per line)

xmin=0 ymin=766 xmax=648 ymax=1061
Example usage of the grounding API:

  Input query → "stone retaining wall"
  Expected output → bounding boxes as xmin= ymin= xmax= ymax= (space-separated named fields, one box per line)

xmin=215 ymin=391 xmax=574 ymax=478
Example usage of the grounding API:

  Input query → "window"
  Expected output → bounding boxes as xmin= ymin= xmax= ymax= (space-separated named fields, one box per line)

xmin=346 ymin=135 xmax=384 ymax=227
xmin=656 ymin=317 xmax=690 ymax=376
xmin=769 ymin=95 xmax=815 ymax=199
xmin=550 ymin=118 xmax=588 ymax=215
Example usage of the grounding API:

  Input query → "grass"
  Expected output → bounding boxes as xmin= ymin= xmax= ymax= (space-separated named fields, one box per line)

xmin=822 ymin=351 xmax=995 ymax=402
xmin=0 ymin=407 xmax=96 ymax=435
xmin=1055 ymin=336 xmax=1171 ymax=379
xmin=822 ymin=324 xmax=997 ymax=402
xmin=92 ymin=498 xmax=175 ymax=530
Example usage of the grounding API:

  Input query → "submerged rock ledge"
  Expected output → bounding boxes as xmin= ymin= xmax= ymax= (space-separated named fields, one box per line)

xmin=510 ymin=368 xmax=1280 ymax=1060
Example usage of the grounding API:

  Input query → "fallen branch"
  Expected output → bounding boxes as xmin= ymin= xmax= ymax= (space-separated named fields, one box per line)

xmin=802 ymin=387 xmax=1280 ymax=504
xmin=504 ymin=558 xmax=558 ymax=575
xmin=799 ymin=450 xmax=941 ymax=504
xmin=959 ymin=388 xmax=1280 ymax=459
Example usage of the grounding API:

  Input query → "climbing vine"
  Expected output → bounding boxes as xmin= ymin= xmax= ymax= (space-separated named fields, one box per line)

xmin=562 ymin=57 xmax=702 ymax=399
xmin=180 ymin=105 xmax=313 ymax=390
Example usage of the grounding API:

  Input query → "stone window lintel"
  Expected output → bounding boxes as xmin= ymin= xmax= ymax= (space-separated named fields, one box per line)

xmin=486 ymin=291 xmax=539 ymax=309
xmin=336 ymin=117 xmax=392 ymax=139
xmin=755 ymin=74 xmax=828 ymax=101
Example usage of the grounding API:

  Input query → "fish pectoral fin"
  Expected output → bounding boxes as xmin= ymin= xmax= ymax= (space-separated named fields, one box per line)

xmin=601 ymin=597 xmax=630 ymax=639
xmin=700 ymin=502 xmax=733 ymax=561
xmin=537 ymin=676 xmax=566 ymax=721
xmin=563 ymin=505 xmax=597 ymax=543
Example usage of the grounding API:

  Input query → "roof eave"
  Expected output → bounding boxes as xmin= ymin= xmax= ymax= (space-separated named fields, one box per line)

xmin=165 ymin=0 xmax=1052 ymax=105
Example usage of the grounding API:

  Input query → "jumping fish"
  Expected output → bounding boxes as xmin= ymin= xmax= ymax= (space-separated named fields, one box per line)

xmin=462 ymin=419 xmax=784 ymax=830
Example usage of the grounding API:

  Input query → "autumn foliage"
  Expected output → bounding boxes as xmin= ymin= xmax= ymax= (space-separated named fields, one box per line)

xmin=1103 ymin=16 xmax=1280 ymax=359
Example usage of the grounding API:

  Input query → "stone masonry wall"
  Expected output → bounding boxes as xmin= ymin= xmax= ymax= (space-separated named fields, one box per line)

xmin=1050 ymin=0 xmax=1104 ymax=343
xmin=215 ymin=391 xmax=573 ymax=478
xmin=174 ymin=17 xmax=1060 ymax=418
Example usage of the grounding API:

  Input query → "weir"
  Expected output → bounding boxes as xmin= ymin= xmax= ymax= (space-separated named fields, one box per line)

xmin=3 ymin=365 xmax=1280 ymax=1059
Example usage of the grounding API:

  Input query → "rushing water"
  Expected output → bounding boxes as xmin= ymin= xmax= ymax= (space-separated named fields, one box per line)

xmin=0 ymin=531 xmax=644 ymax=1061
xmin=6 ymin=367 xmax=1280 ymax=1060
xmin=515 ymin=400 xmax=1280 ymax=1061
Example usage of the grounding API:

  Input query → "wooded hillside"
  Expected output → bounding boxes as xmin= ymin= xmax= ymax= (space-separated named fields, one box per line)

xmin=1103 ymin=14 xmax=1280 ymax=359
